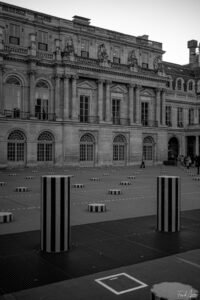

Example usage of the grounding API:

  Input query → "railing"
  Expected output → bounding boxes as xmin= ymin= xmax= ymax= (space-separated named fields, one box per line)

xmin=79 ymin=115 xmax=99 ymax=124
xmin=141 ymin=120 xmax=158 ymax=127
xmin=177 ymin=122 xmax=184 ymax=128
xmin=37 ymin=51 xmax=54 ymax=60
xmin=112 ymin=117 xmax=130 ymax=126
xmin=4 ymin=109 xmax=30 ymax=119
xmin=4 ymin=45 xmax=28 ymax=55
xmin=35 ymin=112 xmax=56 ymax=121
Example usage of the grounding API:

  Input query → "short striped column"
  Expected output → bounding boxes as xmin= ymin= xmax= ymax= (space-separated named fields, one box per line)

xmin=157 ymin=176 xmax=181 ymax=232
xmin=151 ymin=282 xmax=198 ymax=299
xmin=88 ymin=203 xmax=106 ymax=212
xmin=0 ymin=212 xmax=13 ymax=223
xmin=41 ymin=175 xmax=70 ymax=253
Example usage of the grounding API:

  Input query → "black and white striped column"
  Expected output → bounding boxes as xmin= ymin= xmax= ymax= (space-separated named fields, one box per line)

xmin=41 ymin=175 xmax=70 ymax=253
xmin=157 ymin=176 xmax=181 ymax=232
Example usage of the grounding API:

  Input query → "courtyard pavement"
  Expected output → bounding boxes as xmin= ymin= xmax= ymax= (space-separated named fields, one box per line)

xmin=0 ymin=165 xmax=200 ymax=299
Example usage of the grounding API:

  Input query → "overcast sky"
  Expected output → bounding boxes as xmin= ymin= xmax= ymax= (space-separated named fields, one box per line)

xmin=3 ymin=0 xmax=200 ymax=65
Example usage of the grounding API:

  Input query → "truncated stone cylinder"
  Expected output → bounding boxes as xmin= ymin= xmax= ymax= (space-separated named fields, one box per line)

xmin=41 ymin=175 xmax=70 ymax=253
xmin=157 ymin=176 xmax=181 ymax=232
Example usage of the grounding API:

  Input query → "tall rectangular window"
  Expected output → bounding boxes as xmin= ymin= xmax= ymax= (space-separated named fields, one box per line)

xmin=188 ymin=108 xmax=194 ymax=125
xmin=81 ymin=39 xmax=89 ymax=58
xmin=112 ymin=99 xmax=120 ymax=124
xmin=35 ymin=99 xmax=48 ymax=120
xmin=9 ymin=24 xmax=20 ymax=45
xmin=166 ymin=106 xmax=172 ymax=126
xmin=38 ymin=30 xmax=48 ymax=51
xmin=177 ymin=107 xmax=183 ymax=127
xmin=141 ymin=102 xmax=149 ymax=126
xmin=80 ymin=95 xmax=89 ymax=122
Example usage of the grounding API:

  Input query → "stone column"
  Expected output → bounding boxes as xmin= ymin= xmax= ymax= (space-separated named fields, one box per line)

xmin=196 ymin=135 xmax=199 ymax=156
xmin=0 ymin=65 xmax=4 ymax=114
xmin=105 ymin=80 xmax=111 ymax=122
xmin=97 ymin=79 xmax=104 ymax=122
xmin=155 ymin=89 xmax=161 ymax=126
xmin=29 ymin=70 xmax=36 ymax=118
xmin=54 ymin=75 xmax=62 ymax=120
xmin=72 ymin=75 xmax=78 ymax=121
xmin=161 ymin=89 xmax=166 ymax=125
xmin=128 ymin=84 xmax=134 ymax=124
xmin=63 ymin=75 xmax=70 ymax=120
xmin=135 ymin=85 xmax=141 ymax=124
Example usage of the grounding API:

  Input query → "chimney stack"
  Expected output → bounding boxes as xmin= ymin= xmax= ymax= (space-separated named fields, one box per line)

xmin=187 ymin=40 xmax=198 ymax=65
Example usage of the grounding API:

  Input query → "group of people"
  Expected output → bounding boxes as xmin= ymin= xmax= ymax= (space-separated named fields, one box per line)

xmin=178 ymin=154 xmax=200 ymax=174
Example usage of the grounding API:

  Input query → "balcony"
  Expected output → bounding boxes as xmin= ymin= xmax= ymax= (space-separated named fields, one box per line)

xmin=35 ymin=112 xmax=56 ymax=121
xmin=4 ymin=109 xmax=30 ymax=119
xmin=141 ymin=120 xmax=158 ymax=127
xmin=79 ymin=115 xmax=99 ymax=124
xmin=112 ymin=117 xmax=130 ymax=126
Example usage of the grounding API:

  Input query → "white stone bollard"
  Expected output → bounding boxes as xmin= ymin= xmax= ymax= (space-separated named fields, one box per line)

xmin=41 ymin=175 xmax=70 ymax=253
xmin=157 ymin=176 xmax=181 ymax=232
xmin=0 ymin=212 xmax=13 ymax=223
xmin=88 ymin=203 xmax=106 ymax=212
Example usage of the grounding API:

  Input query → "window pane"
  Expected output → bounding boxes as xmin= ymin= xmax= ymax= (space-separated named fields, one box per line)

xmin=8 ymin=143 xmax=15 ymax=161
xmin=16 ymin=143 xmax=24 ymax=161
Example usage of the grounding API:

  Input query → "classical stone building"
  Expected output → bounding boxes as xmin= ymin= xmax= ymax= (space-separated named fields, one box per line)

xmin=0 ymin=2 xmax=200 ymax=168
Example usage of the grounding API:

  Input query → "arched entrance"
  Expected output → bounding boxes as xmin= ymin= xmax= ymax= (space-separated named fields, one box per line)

xmin=168 ymin=137 xmax=179 ymax=160
xmin=80 ymin=133 xmax=95 ymax=166
xmin=37 ymin=131 xmax=54 ymax=165
xmin=7 ymin=130 xmax=26 ymax=166
xmin=113 ymin=134 xmax=127 ymax=165
xmin=143 ymin=136 xmax=155 ymax=165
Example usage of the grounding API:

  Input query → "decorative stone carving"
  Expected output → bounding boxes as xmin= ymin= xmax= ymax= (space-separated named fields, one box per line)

xmin=62 ymin=37 xmax=75 ymax=61
xmin=128 ymin=49 xmax=138 ymax=71
xmin=154 ymin=56 xmax=165 ymax=74
xmin=98 ymin=43 xmax=108 ymax=62
xmin=29 ymin=33 xmax=36 ymax=56
xmin=55 ymin=39 xmax=61 ymax=61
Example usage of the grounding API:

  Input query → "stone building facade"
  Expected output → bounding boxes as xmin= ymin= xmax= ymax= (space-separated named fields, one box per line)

xmin=0 ymin=2 xmax=200 ymax=168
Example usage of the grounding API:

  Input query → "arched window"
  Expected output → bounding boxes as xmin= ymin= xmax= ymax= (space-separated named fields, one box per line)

xmin=7 ymin=130 xmax=26 ymax=161
xmin=37 ymin=131 xmax=54 ymax=161
xmin=113 ymin=134 xmax=126 ymax=161
xmin=143 ymin=136 xmax=154 ymax=161
xmin=4 ymin=76 xmax=22 ymax=110
xmin=177 ymin=79 xmax=182 ymax=90
xmin=80 ymin=134 xmax=95 ymax=161
xmin=35 ymin=81 xmax=49 ymax=120
xmin=188 ymin=81 xmax=193 ymax=91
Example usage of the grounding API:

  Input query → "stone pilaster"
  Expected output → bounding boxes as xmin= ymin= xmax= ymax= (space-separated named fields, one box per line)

xmin=128 ymin=84 xmax=134 ymax=124
xmin=54 ymin=75 xmax=62 ymax=120
xmin=63 ymin=74 xmax=70 ymax=120
xmin=98 ymin=79 xmax=104 ymax=122
xmin=196 ymin=135 xmax=199 ymax=156
xmin=105 ymin=80 xmax=111 ymax=122
xmin=135 ymin=85 xmax=141 ymax=124
xmin=155 ymin=88 xmax=161 ymax=126
xmin=161 ymin=89 xmax=166 ymax=125
xmin=72 ymin=75 xmax=78 ymax=121
xmin=28 ymin=70 xmax=36 ymax=118
xmin=0 ymin=65 xmax=4 ymax=114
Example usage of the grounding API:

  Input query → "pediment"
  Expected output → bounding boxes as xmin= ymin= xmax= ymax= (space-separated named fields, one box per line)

xmin=140 ymin=89 xmax=154 ymax=97
xmin=111 ymin=84 xmax=127 ymax=94
xmin=77 ymin=80 xmax=97 ymax=90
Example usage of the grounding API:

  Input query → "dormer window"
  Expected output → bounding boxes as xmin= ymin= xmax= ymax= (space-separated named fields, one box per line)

xmin=38 ymin=30 xmax=48 ymax=51
xmin=9 ymin=24 xmax=20 ymax=45
xmin=81 ymin=39 xmax=89 ymax=58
